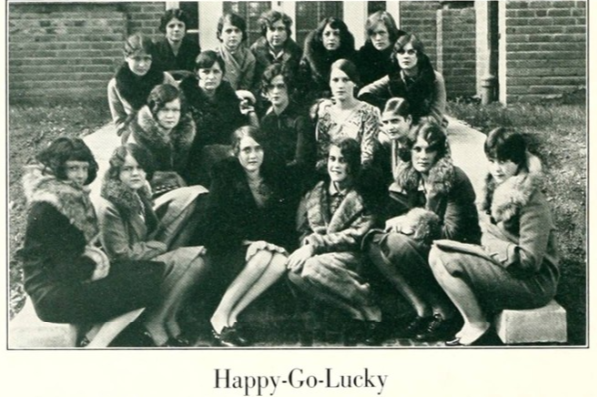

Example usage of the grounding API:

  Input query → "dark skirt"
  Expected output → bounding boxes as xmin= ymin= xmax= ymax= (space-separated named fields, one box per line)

xmin=31 ymin=260 xmax=165 ymax=324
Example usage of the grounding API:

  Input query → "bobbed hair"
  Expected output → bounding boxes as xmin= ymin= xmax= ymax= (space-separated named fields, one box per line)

xmin=330 ymin=58 xmax=361 ymax=89
xmin=365 ymin=11 xmax=403 ymax=44
xmin=259 ymin=10 xmax=293 ymax=38
xmin=159 ymin=8 xmax=191 ymax=33
xmin=193 ymin=50 xmax=226 ymax=75
xmin=484 ymin=127 xmax=528 ymax=169
xmin=314 ymin=17 xmax=355 ymax=53
xmin=260 ymin=62 xmax=295 ymax=96
xmin=390 ymin=33 xmax=428 ymax=70
xmin=147 ymin=84 xmax=187 ymax=118
xmin=383 ymin=97 xmax=412 ymax=120
xmin=217 ymin=12 xmax=248 ymax=43
xmin=329 ymin=137 xmax=361 ymax=178
xmin=407 ymin=121 xmax=448 ymax=161
xmin=36 ymin=137 xmax=98 ymax=185
xmin=106 ymin=143 xmax=156 ymax=182
xmin=123 ymin=34 xmax=155 ymax=58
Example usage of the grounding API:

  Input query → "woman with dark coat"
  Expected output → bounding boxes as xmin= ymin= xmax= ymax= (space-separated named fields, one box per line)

xmin=297 ymin=17 xmax=357 ymax=104
xmin=153 ymin=9 xmax=201 ymax=80
xmin=179 ymin=50 xmax=258 ymax=186
xmin=126 ymin=84 xmax=195 ymax=194
xmin=356 ymin=11 xmax=404 ymax=86
xmin=366 ymin=122 xmax=480 ymax=341
xmin=204 ymin=126 xmax=298 ymax=347
xmin=108 ymin=34 xmax=176 ymax=137
xmin=429 ymin=128 xmax=559 ymax=346
xmin=358 ymin=33 xmax=447 ymax=125
xmin=18 ymin=138 xmax=165 ymax=344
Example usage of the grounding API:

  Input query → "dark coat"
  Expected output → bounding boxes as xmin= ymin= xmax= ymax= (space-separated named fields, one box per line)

xmin=297 ymin=30 xmax=357 ymax=103
xmin=18 ymin=165 xmax=162 ymax=324
xmin=250 ymin=36 xmax=303 ymax=88
xmin=128 ymin=105 xmax=196 ymax=185
xmin=390 ymin=156 xmax=481 ymax=244
xmin=204 ymin=157 xmax=299 ymax=255
xmin=153 ymin=36 xmax=200 ymax=76
xmin=356 ymin=41 xmax=394 ymax=86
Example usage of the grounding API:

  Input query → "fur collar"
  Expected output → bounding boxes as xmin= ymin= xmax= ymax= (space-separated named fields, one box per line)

xmin=22 ymin=164 xmax=99 ymax=243
xmin=482 ymin=153 xmax=544 ymax=223
xmin=393 ymin=156 xmax=455 ymax=198
xmin=131 ymin=106 xmax=195 ymax=155
xmin=115 ymin=63 xmax=165 ymax=110
xmin=302 ymin=30 xmax=356 ymax=84
xmin=100 ymin=176 xmax=152 ymax=216
xmin=251 ymin=36 xmax=302 ymax=65
xmin=306 ymin=180 xmax=365 ymax=233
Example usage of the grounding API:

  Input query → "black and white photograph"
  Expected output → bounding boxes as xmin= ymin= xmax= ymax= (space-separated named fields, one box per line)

xmin=3 ymin=0 xmax=591 ymax=395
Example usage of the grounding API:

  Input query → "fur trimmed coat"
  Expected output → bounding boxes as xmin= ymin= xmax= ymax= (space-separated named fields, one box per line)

xmin=390 ymin=156 xmax=481 ymax=244
xmin=299 ymin=180 xmax=374 ymax=254
xmin=127 ymin=105 xmax=196 ymax=184
xmin=18 ymin=164 xmax=163 ymax=324
xmin=250 ymin=36 xmax=303 ymax=89
xmin=480 ymin=154 xmax=559 ymax=277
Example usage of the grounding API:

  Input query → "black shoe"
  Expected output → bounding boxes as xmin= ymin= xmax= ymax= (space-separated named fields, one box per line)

xmin=212 ymin=326 xmax=251 ymax=347
xmin=401 ymin=315 xmax=432 ymax=337
xmin=168 ymin=334 xmax=191 ymax=347
xmin=363 ymin=321 xmax=385 ymax=346
xmin=416 ymin=314 xmax=460 ymax=341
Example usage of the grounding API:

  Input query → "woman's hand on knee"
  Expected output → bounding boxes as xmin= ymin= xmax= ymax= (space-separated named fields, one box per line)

xmin=286 ymin=245 xmax=314 ymax=273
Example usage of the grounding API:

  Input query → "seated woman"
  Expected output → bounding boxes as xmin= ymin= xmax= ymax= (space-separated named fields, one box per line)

xmin=125 ymin=83 xmax=195 ymax=195
xmin=366 ymin=122 xmax=480 ymax=342
xmin=297 ymin=17 xmax=357 ymax=103
xmin=153 ymin=8 xmax=201 ymax=80
xmin=428 ymin=128 xmax=559 ymax=346
xmin=180 ymin=50 xmax=258 ymax=186
xmin=287 ymin=138 xmax=381 ymax=346
xmin=18 ymin=138 xmax=164 ymax=345
xmin=204 ymin=126 xmax=298 ymax=347
xmin=314 ymin=59 xmax=381 ymax=173
xmin=356 ymin=11 xmax=404 ymax=86
xmin=358 ymin=33 xmax=447 ymax=126
xmin=259 ymin=63 xmax=315 ymax=174
xmin=216 ymin=12 xmax=256 ymax=91
xmin=108 ymin=34 xmax=176 ymax=137
xmin=99 ymin=144 xmax=209 ymax=346
xmin=250 ymin=10 xmax=303 ymax=90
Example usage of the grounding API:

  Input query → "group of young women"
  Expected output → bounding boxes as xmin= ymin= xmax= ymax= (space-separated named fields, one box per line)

xmin=19 ymin=8 xmax=559 ymax=348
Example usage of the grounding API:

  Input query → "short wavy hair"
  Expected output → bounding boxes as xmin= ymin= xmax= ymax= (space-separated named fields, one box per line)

xmin=365 ymin=11 xmax=403 ymax=44
xmin=407 ymin=121 xmax=448 ymax=161
xmin=258 ymin=10 xmax=293 ymax=38
xmin=217 ymin=12 xmax=248 ymax=43
xmin=313 ymin=17 xmax=355 ymax=54
xmin=106 ymin=143 xmax=156 ymax=182
xmin=159 ymin=8 xmax=191 ymax=33
xmin=36 ymin=137 xmax=98 ymax=185
xmin=147 ymin=84 xmax=187 ymax=118
xmin=260 ymin=62 xmax=295 ymax=97
xmin=193 ymin=50 xmax=226 ymax=75
xmin=484 ymin=127 xmax=528 ymax=169
xmin=123 ymin=34 xmax=155 ymax=57
xmin=329 ymin=137 xmax=361 ymax=178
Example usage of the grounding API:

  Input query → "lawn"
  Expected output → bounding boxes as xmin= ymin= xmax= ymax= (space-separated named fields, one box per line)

xmin=8 ymin=98 xmax=587 ymax=345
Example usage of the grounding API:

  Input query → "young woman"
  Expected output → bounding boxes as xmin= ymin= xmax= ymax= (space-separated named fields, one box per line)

xmin=259 ymin=63 xmax=315 ymax=173
xmin=429 ymin=128 xmax=559 ymax=346
xmin=250 ymin=10 xmax=303 ymax=91
xmin=204 ymin=126 xmax=298 ymax=347
xmin=366 ymin=122 xmax=480 ymax=341
xmin=287 ymin=138 xmax=381 ymax=346
xmin=99 ymin=144 xmax=209 ymax=346
xmin=358 ymin=33 xmax=447 ymax=125
xmin=179 ymin=50 xmax=258 ymax=186
xmin=315 ymin=59 xmax=381 ymax=173
xmin=297 ymin=17 xmax=357 ymax=102
xmin=125 ymin=84 xmax=195 ymax=195
xmin=356 ymin=11 xmax=404 ymax=86
xmin=216 ymin=12 xmax=256 ymax=91
xmin=153 ymin=9 xmax=201 ymax=80
xmin=107 ymin=34 xmax=177 ymax=136
xmin=18 ymin=138 xmax=164 ymax=344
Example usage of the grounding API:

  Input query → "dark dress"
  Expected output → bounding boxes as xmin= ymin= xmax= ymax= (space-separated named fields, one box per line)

xmin=19 ymin=169 xmax=164 ymax=324
xmin=179 ymin=76 xmax=248 ymax=186
xmin=153 ymin=36 xmax=200 ymax=79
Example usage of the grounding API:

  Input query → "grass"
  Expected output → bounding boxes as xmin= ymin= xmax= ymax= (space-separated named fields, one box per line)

xmin=8 ymin=98 xmax=587 ymax=345
xmin=448 ymin=99 xmax=587 ymax=345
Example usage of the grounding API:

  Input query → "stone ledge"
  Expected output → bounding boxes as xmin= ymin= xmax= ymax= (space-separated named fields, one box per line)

xmin=495 ymin=300 xmax=567 ymax=344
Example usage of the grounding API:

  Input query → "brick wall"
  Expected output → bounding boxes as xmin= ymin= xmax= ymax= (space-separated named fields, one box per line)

xmin=125 ymin=2 xmax=165 ymax=39
xmin=504 ymin=0 xmax=586 ymax=102
xmin=9 ymin=3 xmax=126 ymax=101
xmin=437 ymin=7 xmax=477 ymax=99
xmin=399 ymin=1 xmax=440 ymax=66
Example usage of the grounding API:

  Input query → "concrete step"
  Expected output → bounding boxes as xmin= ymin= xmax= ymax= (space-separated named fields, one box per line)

xmin=495 ymin=300 xmax=567 ymax=344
